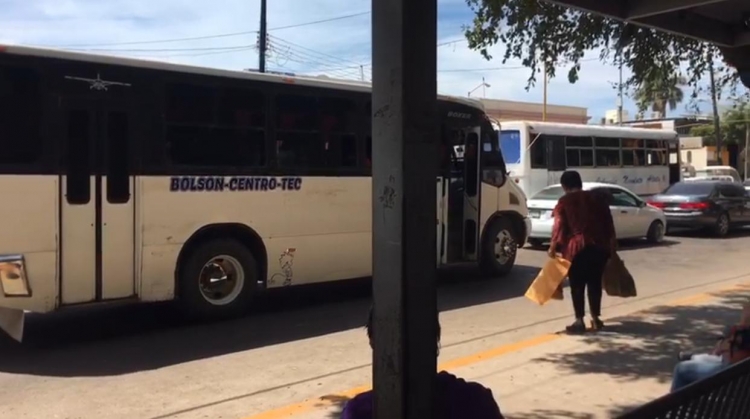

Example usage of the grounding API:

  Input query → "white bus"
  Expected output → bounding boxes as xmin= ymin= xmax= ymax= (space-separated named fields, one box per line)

xmin=0 ymin=45 xmax=530 ymax=339
xmin=497 ymin=121 xmax=682 ymax=197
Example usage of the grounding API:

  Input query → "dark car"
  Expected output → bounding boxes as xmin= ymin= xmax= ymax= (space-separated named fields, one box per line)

xmin=647 ymin=181 xmax=750 ymax=237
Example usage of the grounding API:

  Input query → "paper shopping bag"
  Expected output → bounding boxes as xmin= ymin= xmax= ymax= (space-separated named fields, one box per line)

xmin=602 ymin=252 xmax=637 ymax=298
xmin=525 ymin=257 xmax=571 ymax=306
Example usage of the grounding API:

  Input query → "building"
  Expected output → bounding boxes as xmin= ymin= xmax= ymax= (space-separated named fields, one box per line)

xmin=479 ymin=98 xmax=589 ymax=124
xmin=621 ymin=116 xmax=713 ymax=136
xmin=604 ymin=109 xmax=630 ymax=125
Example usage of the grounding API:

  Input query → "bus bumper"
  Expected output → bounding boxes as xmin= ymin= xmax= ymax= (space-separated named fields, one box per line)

xmin=0 ymin=307 xmax=24 ymax=342
xmin=0 ymin=254 xmax=34 ymax=341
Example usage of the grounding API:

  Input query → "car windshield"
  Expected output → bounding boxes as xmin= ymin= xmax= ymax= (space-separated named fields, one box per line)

xmin=532 ymin=186 xmax=565 ymax=200
xmin=663 ymin=182 xmax=715 ymax=196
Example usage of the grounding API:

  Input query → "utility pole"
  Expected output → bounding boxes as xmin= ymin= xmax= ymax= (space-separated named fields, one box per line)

xmin=617 ymin=56 xmax=624 ymax=126
xmin=708 ymin=56 xmax=722 ymax=164
xmin=542 ymin=63 xmax=548 ymax=121
xmin=745 ymin=121 xmax=749 ymax=180
xmin=258 ymin=0 xmax=268 ymax=73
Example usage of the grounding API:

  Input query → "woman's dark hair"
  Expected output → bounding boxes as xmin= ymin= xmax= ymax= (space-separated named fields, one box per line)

xmin=560 ymin=170 xmax=583 ymax=190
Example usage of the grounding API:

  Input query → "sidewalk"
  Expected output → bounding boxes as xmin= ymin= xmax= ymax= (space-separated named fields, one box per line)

xmin=296 ymin=281 xmax=750 ymax=419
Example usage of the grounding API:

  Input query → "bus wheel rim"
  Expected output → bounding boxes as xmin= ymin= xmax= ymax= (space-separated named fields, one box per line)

xmin=198 ymin=255 xmax=245 ymax=306
xmin=494 ymin=229 xmax=515 ymax=264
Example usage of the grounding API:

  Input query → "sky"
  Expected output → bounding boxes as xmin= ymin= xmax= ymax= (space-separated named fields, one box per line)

xmin=0 ymin=0 xmax=741 ymax=121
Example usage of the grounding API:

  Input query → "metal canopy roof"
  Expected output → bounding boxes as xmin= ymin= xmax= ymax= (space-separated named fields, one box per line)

xmin=543 ymin=0 xmax=750 ymax=48
xmin=543 ymin=0 xmax=750 ymax=86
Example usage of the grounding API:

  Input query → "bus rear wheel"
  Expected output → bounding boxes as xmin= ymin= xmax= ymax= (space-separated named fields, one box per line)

xmin=479 ymin=217 xmax=517 ymax=277
xmin=178 ymin=239 xmax=258 ymax=319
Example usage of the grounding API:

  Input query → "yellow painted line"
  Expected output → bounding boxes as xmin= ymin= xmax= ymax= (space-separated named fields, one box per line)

xmin=667 ymin=293 xmax=713 ymax=306
xmin=242 ymin=334 xmax=560 ymax=419
xmin=243 ymin=282 xmax=750 ymax=419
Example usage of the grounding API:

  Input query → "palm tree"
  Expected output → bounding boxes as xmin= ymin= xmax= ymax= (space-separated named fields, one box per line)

xmin=634 ymin=75 xmax=686 ymax=119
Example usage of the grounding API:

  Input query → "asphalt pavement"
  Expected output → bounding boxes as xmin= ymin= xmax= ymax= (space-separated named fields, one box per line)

xmin=1 ymin=228 xmax=749 ymax=419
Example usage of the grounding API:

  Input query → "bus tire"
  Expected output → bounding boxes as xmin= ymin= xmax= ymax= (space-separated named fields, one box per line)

xmin=646 ymin=221 xmax=665 ymax=244
xmin=479 ymin=217 xmax=517 ymax=277
xmin=178 ymin=239 xmax=258 ymax=319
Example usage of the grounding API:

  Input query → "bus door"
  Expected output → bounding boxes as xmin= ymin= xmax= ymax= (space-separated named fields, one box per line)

xmin=667 ymin=140 xmax=681 ymax=184
xmin=59 ymin=80 xmax=135 ymax=305
xmin=441 ymin=126 xmax=481 ymax=264
xmin=462 ymin=128 xmax=481 ymax=261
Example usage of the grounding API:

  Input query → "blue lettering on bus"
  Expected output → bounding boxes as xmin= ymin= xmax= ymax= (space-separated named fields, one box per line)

xmin=169 ymin=176 xmax=303 ymax=192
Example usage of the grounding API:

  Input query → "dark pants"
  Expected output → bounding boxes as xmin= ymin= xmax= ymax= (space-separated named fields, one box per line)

xmin=568 ymin=245 xmax=609 ymax=319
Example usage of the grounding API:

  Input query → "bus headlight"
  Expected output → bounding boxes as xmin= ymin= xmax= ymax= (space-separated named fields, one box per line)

xmin=0 ymin=255 xmax=31 ymax=297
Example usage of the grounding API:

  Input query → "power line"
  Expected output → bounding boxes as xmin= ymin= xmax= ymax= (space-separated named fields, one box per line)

xmin=51 ymin=11 xmax=371 ymax=48
xmin=66 ymin=44 xmax=255 ymax=53
xmin=438 ymin=58 xmax=601 ymax=73
xmin=437 ymin=39 xmax=466 ymax=47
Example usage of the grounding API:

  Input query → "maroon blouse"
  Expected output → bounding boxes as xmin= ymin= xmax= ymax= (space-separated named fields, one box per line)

xmin=550 ymin=190 xmax=616 ymax=261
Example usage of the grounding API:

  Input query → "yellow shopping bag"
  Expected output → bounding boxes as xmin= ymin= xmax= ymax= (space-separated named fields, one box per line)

xmin=525 ymin=256 xmax=571 ymax=306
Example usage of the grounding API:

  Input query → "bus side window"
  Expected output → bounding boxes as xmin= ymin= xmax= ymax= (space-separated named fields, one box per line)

xmin=546 ymin=135 xmax=566 ymax=171
xmin=594 ymin=137 xmax=621 ymax=167
xmin=0 ymin=67 xmax=42 ymax=166
xmin=276 ymin=94 xmax=323 ymax=168
xmin=166 ymin=83 xmax=267 ymax=168
xmin=319 ymin=97 xmax=358 ymax=168
xmin=529 ymin=134 xmax=547 ymax=168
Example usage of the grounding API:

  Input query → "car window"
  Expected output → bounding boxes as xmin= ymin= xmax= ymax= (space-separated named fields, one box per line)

xmin=608 ymin=188 xmax=639 ymax=207
xmin=719 ymin=184 xmax=746 ymax=198
xmin=532 ymin=186 xmax=565 ymax=200
xmin=664 ymin=182 xmax=716 ymax=196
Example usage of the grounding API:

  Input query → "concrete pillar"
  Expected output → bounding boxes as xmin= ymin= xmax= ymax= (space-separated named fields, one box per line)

xmin=370 ymin=0 xmax=438 ymax=417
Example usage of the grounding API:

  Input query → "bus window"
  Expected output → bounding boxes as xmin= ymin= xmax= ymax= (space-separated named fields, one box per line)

xmin=319 ymin=97 xmax=358 ymax=168
xmin=165 ymin=82 xmax=266 ymax=168
xmin=499 ymin=130 xmax=521 ymax=164
xmin=276 ymin=95 xmax=323 ymax=168
xmin=165 ymin=83 xmax=214 ymax=124
xmin=529 ymin=134 xmax=547 ymax=168
xmin=217 ymin=87 xmax=265 ymax=128
xmin=0 ymin=67 xmax=41 ymax=165
xmin=66 ymin=110 xmax=91 ymax=204
xmin=547 ymin=135 xmax=566 ymax=171
xmin=594 ymin=137 xmax=621 ymax=167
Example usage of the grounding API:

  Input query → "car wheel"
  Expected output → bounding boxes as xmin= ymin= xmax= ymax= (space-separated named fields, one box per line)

xmin=178 ymin=239 xmax=259 ymax=319
xmin=646 ymin=220 xmax=665 ymax=244
xmin=479 ymin=217 xmax=517 ymax=277
xmin=714 ymin=212 xmax=730 ymax=238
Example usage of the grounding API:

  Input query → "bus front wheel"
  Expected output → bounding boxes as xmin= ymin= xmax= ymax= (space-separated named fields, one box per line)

xmin=178 ymin=238 xmax=259 ymax=319
xmin=479 ymin=217 xmax=517 ymax=278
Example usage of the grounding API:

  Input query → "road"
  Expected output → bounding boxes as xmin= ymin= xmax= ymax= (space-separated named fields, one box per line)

xmin=1 ymin=229 xmax=750 ymax=419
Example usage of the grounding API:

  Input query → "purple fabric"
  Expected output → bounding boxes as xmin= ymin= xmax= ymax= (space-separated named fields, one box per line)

xmin=340 ymin=371 xmax=504 ymax=419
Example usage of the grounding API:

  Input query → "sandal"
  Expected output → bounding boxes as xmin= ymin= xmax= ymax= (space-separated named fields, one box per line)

xmin=591 ymin=318 xmax=605 ymax=331
xmin=565 ymin=319 xmax=586 ymax=335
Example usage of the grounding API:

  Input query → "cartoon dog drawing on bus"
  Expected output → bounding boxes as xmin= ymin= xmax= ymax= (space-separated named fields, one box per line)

xmin=270 ymin=248 xmax=296 ymax=287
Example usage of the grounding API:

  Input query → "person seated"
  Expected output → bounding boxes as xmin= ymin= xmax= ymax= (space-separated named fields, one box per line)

xmin=670 ymin=301 xmax=750 ymax=392
xmin=341 ymin=307 xmax=505 ymax=419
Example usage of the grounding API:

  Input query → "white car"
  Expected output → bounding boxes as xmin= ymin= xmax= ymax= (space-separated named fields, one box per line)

xmin=526 ymin=182 xmax=667 ymax=248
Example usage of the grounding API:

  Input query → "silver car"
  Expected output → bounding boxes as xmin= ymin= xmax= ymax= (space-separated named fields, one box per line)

xmin=526 ymin=182 xmax=668 ymax=248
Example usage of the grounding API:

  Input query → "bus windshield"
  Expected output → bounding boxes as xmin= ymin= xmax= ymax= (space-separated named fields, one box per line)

xmin=499 ymin=130 xmax=521 ymax=164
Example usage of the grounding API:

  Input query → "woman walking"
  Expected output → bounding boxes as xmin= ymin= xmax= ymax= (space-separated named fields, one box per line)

xmin=549 ymin=171 xmax=617 ymax=334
